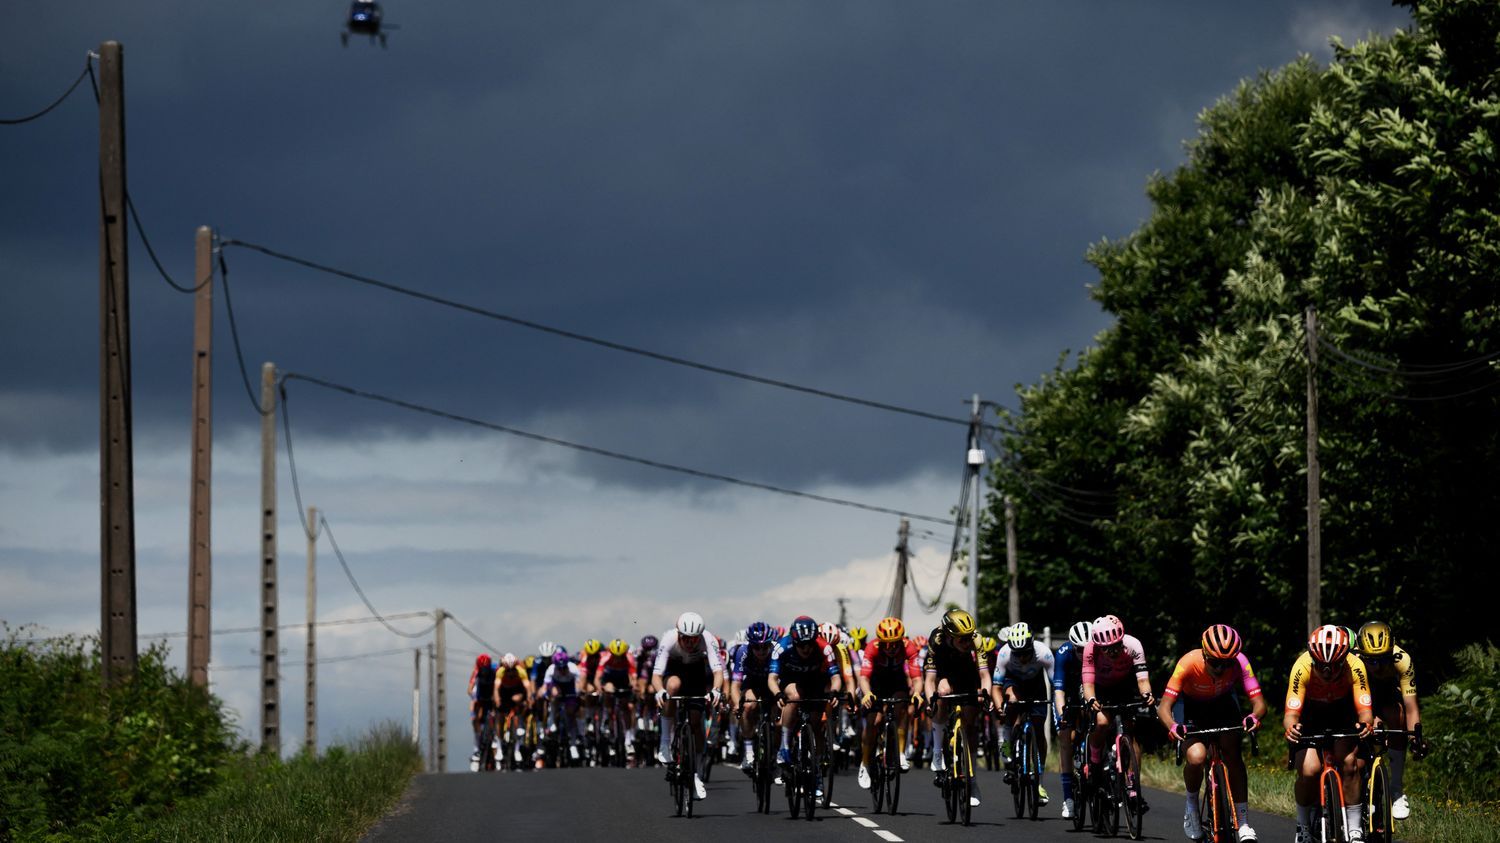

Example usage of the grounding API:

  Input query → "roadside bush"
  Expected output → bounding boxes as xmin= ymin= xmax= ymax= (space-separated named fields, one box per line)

xmin=0 ymin=628 xmax=242 ymax=840
xmin=1409 ymin=642 xmax=1500 ymax=801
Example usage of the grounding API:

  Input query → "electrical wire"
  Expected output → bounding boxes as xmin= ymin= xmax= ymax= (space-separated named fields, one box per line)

xmin=211 ymin=647 xmax=412 ymax=671
xmin=446 ymin=615 xmax=503 ymax=656
xmin=279 ymin=371 xmax=956 ymax=526
xmin=15 ymin=612 xmax=439 ymax=644
xmin=124 ymin=193 xmax=211 ymax=293
xmin=279 ymin=382 xmax=322 ymax=541
xmin=319 ymin=515 xmax=440 ymax=639
xmin=0 ymin=54 xmax=92 ymax=124
xmin=220 ymin=238 xmax=1017 ymax=431
xmin=215 ymin=249 xmax=272 ymax=416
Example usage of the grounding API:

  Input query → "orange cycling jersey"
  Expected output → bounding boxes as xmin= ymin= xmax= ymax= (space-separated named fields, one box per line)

xmin=1162 ymin=650 xmax=1262 ymax=702
xmin=1285 ymin=652 xmax=1373 ymax=715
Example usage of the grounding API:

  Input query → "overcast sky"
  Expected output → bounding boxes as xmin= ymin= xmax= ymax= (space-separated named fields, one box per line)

xmin=1 ymin=2 xmax=1410 ymax=766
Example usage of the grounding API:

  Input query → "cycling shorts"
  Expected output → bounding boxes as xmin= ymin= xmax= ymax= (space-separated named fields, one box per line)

xmin=784 ymin=675 xmax=830 ymax=701
xmin=1094 ymin=680 xmax=1141 ymax=709
xmin=600 ymin=669 xmax=631 ymax=689
xmin=868 ymin=671 xmax=909 ymax=701
xmin=1369 ymin=680 xmax=1404 ymax=712
xmin=1182 ymin=694 xmax=1242 ymax=730
xmin=663 ymin=659 xmax=711 ymax=696
xmin=739 ymin=675 xmax=772 ymax=701
xmin=1297 ymin=697 xmax=1357 ymax=737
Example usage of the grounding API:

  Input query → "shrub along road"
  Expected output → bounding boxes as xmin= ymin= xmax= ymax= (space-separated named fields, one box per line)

xmin=363 ymin=764 xmax=1301 ymax=842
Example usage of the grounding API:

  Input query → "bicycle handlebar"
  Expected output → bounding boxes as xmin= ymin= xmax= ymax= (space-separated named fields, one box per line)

xmin=1181 ymin=726 xmax=1246 ymax=737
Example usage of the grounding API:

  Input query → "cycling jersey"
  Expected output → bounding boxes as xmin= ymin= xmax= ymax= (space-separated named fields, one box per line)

xmin=1081 ymin=635 xmax=1149 ymax=688
xmin=993 ymin=642 xmax=1055 ymax=691
xmin=1052 ymin=641 xmax=1084 ymax=700
xmin=1358 ymin=645 xmax=1416 ymax=698
xmin=651 ymin=629 xmax=725 ymax=677
xmin=829 ymin=639 xmax=855 ymax=682
xmin=543 ymin=662 xmax=583 ymax=692
xmin=470 ymin=662 xmax=498 ymax=701
xmin=922 ymin=628 xmax=992 ymax=692
xmin=633 ymin=647 xmax=657 ymax=680
xmin=859 ymin=639 xmax=921 ymax=680
xmin=1285 ymin=652 xmax=1373 ymax=714
xmin=1162 ymin=650 xmax=1262 ymax=703
xmin=595 ymin=651 xmax=637 ymax=676
xmin=730 ymin=642 xmax=773 ymax=683
xmin=496 ymin=666 xmax=528 ymax=689
xmin=770 ymin=635 xmax=839 ymax=682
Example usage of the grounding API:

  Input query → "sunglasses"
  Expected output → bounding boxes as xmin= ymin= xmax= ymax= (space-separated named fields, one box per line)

xmin=1206 ymin=657 xmax=1234 ymax=671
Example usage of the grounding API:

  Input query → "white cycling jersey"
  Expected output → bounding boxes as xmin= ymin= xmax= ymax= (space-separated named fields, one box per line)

xmin=652 ymin=628 xmax=724 ymax=676
xmin=992 ymin=642 xmax=1055 ymax=689
xmin=543 ymin=661 xmax=583 ymax=688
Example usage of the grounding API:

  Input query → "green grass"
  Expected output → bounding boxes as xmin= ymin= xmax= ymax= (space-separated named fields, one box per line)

xmin=87 ymin=723 xmax=421 ymax=843
xmin=1138 ymin=750 xmax=1500 ymax=843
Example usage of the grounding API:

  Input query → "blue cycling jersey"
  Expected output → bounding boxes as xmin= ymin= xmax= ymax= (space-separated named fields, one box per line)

xmin=769 ymin=635 xmax=838 ymax=678
xmin=1052 ymin=641 xmax=1085 ymax=698
xmin=731 ymin=642 xmax=773 ymax=682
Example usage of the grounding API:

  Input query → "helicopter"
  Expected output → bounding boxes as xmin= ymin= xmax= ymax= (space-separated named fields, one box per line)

xmin=342 ymin=0 xmax=395 ymax=47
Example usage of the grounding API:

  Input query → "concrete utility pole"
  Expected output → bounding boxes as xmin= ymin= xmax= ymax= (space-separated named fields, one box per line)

xmin=837 ymin=598 xmax=848 ymax=628
xmin=187 ymin=226 xmax=214 ymax=687
xmin=304 ymin=505 xmax=317 ymax=756
xmin=966 ymin=394 xmax=983 ymax=620
xmin=260 ymin=362 xmax=279 ymax=754
xmin=1305 ymin=306 xmax=1322 ymax=635
xmin=1005 ymin=495 xmax=1019 ymax=626
xmin=426 ymin=643 xmax=436 ymax=771
xmin=98 ymin=40 xmax=137 ymax=686
xmin=434 ymin=609 xmax=447 ymax=772
xmin=412 ymin=648 xmax=421 ymax=746
xmin=892 ymin=519 xmax=909 ymax=620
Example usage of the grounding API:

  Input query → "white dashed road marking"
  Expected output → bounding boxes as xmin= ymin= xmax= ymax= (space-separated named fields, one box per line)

xmin=825 ymin=797 xmax=905 ymax=842
xmin=852 ymin=817 xmax=879 ymax=828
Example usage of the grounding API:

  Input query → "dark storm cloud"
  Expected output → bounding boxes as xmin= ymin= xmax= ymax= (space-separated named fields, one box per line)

xmin=1 ymin=2 xmax=1411 ymax=484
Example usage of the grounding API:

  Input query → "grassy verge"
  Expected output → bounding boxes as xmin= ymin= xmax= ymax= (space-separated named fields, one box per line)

xmin=1138 ymin=751 xmax=1500 ymax=843
xmin=89 ymin=723 xmax=421 ymax=843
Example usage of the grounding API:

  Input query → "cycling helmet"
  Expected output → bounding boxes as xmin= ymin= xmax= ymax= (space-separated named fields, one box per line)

xmin=819 ymin=622 xmax=842 ymax=646
xmin=1091 ymin=615 xmax=1125 ymax=646
xmin=1201 ymin=624 xmax=1242 ymax=660
xmin=790 ymin=617 xmax=818 ymax=644
xmin=876 ymin=617 xmax=905 ymax=643
xmin=978 ymin=636 xmax=997 ymax=654
xmin=538 ymin=641 xmax=558 ymax=658
xmin=746 ymin=621 xmax=774 ymax=645
xmin=848 ymin=626 xmax=868 ymax=646
xmin=1067 ymin=621 xmax=1093 ymax=648
xmin=640 ymin=634 xmax=659 ymax=651
xmin=914 ymin=635 xmax=929 ymax=649
xmin=551 ymin=650 xmax=570 ymax=666
xmin=1308 ymin=624 xmax=1349 ymax=665
xmin=500 ymin=652 xmax=518 ymax=668
xmin=1357 ymin=621 xmax=1393 ymax=657
xmin=583 ymin=639 xmax=602 ymax=656
xmin=942 ymin=608 xmax=977 ymax=637
xmin=1007 ymin=622 xmax=1033 ymax=650
xmin=607 ymin=639 xmax=629 ymax=656
xmin=677 ymin=611 xmax=706 ymax=637
xmin=476 ymin=653 xmax=492 ymax=668
xmin=524 ymin=655 xmax=536 ymax=669
xmin=997 ymin=625 xmax=1013 ymax=644
xmin=775 ymin=625 xmax=787 ymax=639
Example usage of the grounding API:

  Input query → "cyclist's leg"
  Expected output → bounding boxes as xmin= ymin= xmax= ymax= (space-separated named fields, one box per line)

xmin=660 ymin=674 xmax=682 ymax=761
xmin=1292 ymin=745 xmax=1321 ymax=830
xmin=1336 ymin=735 xmax=1363 ymax=833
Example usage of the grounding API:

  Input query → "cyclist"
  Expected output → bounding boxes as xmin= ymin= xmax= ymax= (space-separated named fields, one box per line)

xmin=923 ymin=608 xmax=993 ymax=808
xmin=1355 ymin=621 xmax=1425 ymax=821
xmin=1158 ymin=624 xmax=1266 ymax=842
xmin=592 ymin=639 xmax=637 ymax=762
xmin=495 ymin=653 xmax=533 ymax=765
xmin=820 ymin=622 xmax=857 ymax=739
xmin=541 ymin=648 xmax=585 ymax=766
xmin=856 ymin=616 xmax=921 ymax=789
xmin=730 ymin=621 xmax=776 ymax=771
xmin=1053 ymin=620 xmax=1091 ymax=819
xmin=578 ymin=639 xmax=605 ymax=691
xmin=651 ymin=611 xmax=725 ymax=801
xmin=1285 ymin=624 xmax=1374 ymax=843
xmin=467 ymin=653 xmax=498 ymax=766
xmin=768 ymin=616 xmax=842 ymax=795
xmin=993 ymin=622 xmax=1054 ymax=807
xmin=1081 ymin=614 xmax=1156 ymax=812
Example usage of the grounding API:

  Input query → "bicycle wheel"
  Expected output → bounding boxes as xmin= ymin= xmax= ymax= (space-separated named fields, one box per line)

xmin=1119 ymin=738 xmax=1143 ymax=840
xmin=889 ymin=754 xmax=901 ymax=814
xmin=955 ymin=724 xmax=973 ymax=826
xmin=670 ymin=726 xmax=686 ymax=817
xmin=1209 ymin=761 xmax=1237 ymax=842
xmin=802 ymin=723 xmax=818 ymax=821
xmin=1026 ymin=726 xmax=1042 ymax=819
xmin=1367 ymin=757 xmax=1391 ymax=843
xmin=1321 ymin=769 xmax=1344 ymax=843
xmin=872 ymin=728 xmax=886 ymax=813
xmin=1072 ymin=745 xmax=1090 ymax=832
xmin=1104 ymin=749 xmax=1124 ymax=837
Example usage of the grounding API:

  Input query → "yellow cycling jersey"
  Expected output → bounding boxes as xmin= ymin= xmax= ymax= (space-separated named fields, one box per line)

xmin=1358 ymin=644 xmax=1416 ymax=697
xmin=833 ymin=642 xmax=854 ymax=679
xmin=497 ymin=666 xmax=529 ymax=687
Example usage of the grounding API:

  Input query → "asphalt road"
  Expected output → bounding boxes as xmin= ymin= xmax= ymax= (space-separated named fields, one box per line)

xmin=364 ymin=761 xmax=1301 ymax=842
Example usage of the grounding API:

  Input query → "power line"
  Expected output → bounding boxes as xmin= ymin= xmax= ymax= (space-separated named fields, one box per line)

xmin=221 ymin=238 xmax=1017 ymax=430
xmin=279 ymin=371 xmax=956 ymax=526
xmin=319 ymin=514 xmax=439 ymax=639
xmin=124 ymin=192 xmax=211 ymax=294
xmin=0 ymin=54 xmax=92 ymax=125
xmin=215 ymin=248 xmax=272 ymax=416
xmin=212 ymin=647 xmax=412 ymax=671
xmin=19 ymin=612 xmax=436 ymax=644
xmin=446 ymin=615 xmax=502 ymax=656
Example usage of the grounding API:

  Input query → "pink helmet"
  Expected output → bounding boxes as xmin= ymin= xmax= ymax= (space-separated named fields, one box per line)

xmin=1091 ymin=614 xmax=1125 ymax=646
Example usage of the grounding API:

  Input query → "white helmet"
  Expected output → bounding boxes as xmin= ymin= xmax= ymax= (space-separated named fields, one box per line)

xmin=1007 ymin=622 xmax=1033 ymax=649
xmin=538 ymin=640 xmax=558 ymax=657
xmin=500 ymin=652 xmax=518 ymax=668
xmin=997 ymin=625 xmax=1013 ymax=645
xmin=818 ymin=622 xmax=842 ymax=646
xmin=677 ymin=611 xmax=705 ymax=636
xmin=1068 ymin=621 xmax=1093 ymax=648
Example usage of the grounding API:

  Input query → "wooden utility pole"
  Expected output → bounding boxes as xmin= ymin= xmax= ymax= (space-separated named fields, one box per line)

xmin=304 ymin=505 xmax=317 ymax=756
xmin=260 ymin=362 xmax=280 ymax=754
xmin=98 ymin=40 xmax=137 ymax=686
xmin=1305 ymin=306 xmax=1322 ymax=635
xmin=434 ymin=609 xmax=447 ymax=772
xmin=1005 ymin=495 xmax=1019 ymax=626
xmin=426 ymin=643 xmax=436 ymax=771
xmin=412 ymin=648 xmax=421 ymax=746
xmin=891 ymin=519 xmax=909 ymax=620
xmin=187 ymin=226 xmax=214 ymax=687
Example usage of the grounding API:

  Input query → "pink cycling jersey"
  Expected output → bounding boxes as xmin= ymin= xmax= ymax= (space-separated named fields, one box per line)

xmin=1081 ymin=635 xmax=1148 ymax=688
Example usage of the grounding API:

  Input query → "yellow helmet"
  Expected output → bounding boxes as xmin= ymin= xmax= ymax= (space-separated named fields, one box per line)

xmin=583 ymin=639 xmax=603 ymax=655
xmin=876 ymin=617 xmax=905 ymax=643
xmin=607 ymin=638 xmax=629 ymax=656
xmin=978 ymin=636 xmax=997 ymax=654
xmin=848 ymin=626 xmax=868 ymax=646
xmin=524 ymin=655 xmax=536 ymax=669
xmin=1357 ymin=621 xmax=1393 ymax=657
xmin=942 ymin=608 xmax=977 ymax=637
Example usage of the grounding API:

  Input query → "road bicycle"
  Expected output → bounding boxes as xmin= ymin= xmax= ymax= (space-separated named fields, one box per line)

xmin=473 ymin=705 xmax=498 ymax=772
xmin=499 ymin=702 xmax=527 ymax=771
xmin=980 ymin=705 xmax=1003 ymax=771
xmin=1293 ymin=730 xmax=1364 ymax=843
xmin=746 ymin=700 xmax=779 ymax=814
xmin=599 ymin=687 xmax=632 ymax=768
xmin=1176 ymin=725 xmax=1246 ymax=842
xmin=781 ymin=696 xmax=832 ymax=821
xmin=664 ymin=694 xmax=710 ymax=818
xmin=545 ymin=695 xmax=584 ymax=768
xmin=1089 ymin=699 xmax=1151 ymax=840
xmin=1005 ymin=698 xmax=1050 ymax=820
xmin=932 ymin=692 xmax=983 ymax=827
xmin=635 ymin=692 xmax=660 ymax=767
xmin=1362 ymin=727 xmax=1418 ymax=843
xmin=869 ymin=697 xmax=906 ymax=815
